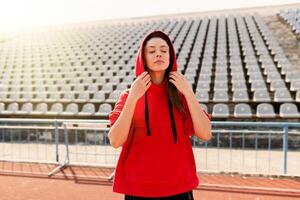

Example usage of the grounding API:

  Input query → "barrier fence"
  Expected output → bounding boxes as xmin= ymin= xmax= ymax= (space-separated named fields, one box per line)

xmin=0 ymin=119 xmax=299 ymax=178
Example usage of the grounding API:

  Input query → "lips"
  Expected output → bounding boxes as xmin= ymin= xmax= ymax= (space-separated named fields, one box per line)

xmin=154 ymin=60 xmax=164 ymax=64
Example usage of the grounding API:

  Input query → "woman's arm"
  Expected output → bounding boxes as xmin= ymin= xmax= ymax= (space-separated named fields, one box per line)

xmin=184 ymin=91 xmax=212 ymax=141
xmin=108 ymin=93 xmax=138 ymax=148
xmin=108 ymin=71 xmax=151 ymax=148
xmin=168 ymin=71 xmax=212 ymax=141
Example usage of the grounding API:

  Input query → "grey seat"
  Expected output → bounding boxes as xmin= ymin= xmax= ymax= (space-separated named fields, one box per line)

xmin=47 ymin=103 xmax=63 ymax=115
xmin=296 ymin=90 xmax=300 ymax=102
xmin=256 ymin=103 xmax=276 ymax=118
xmin=101 ymin=83 xmax=114 ymax=93
xmin=7 ymin=93 xmax=20 ymax=102
xmin=90 ymin=91 xmax=106 ymax=103
xmin=290 ymin=80 xmax=300 ymax=91
xmin=274 ymin=89 xmax=293 ymax=102
xmin=253 ymin=90 xmax=271 ymax=102
xmin=196 ymin=90 xmax=209 ymax=102
xmin=46 ymin=93 xmax=61 ymax=102
xmin=270 ymin=80 xmax=286 ymax=91
xmin=61 ymin=92 xmax=76 ymax=102
xmin=212 ymin=103 xmax=229 ymax=118
xmin=20 ymin=93 xmax=33 ymax=102
xmin=196 ymin=82 xmax=210 ymax=91
xmin=234 ymin=103 xmax=252 ymax=118
xmin=213 ymin=91 xmax=229 ymax=102
xmin=214 ymin=81 xmax=228 ymax=91
xmin=251 ymin=80 xmax=267 ymax=91
xmin=279 ymin=103 xmax=300 ymax=118
xmin=0 ymin=93 xmax=7 ymax=101
xmin=0 ymin=103 xmax=5 ymax=114
xmin=31 ymin=103 xmax=48 ymax=115
xmin=61 ymin=103 xmax=79 ymax=116
xmin=2 ymin=102 xmax=19 ymax=114
xmin=116 ymin=82 xmax=130 ymax=91
xmin=106 ymin=90 xmax=122 ymax=103
xmin=231 ymin=81 xmax=247 ymax=91
xmin=232 ymin=91 xmax=249 ymax=102
xmin=94 ymin=103 xmax=112 ymax=117
xmin=86 ymin=84 xmax=99 ymax=93
xmin=33 ymin=92 xmax=47 ymax=102
xmin=78 ymin=103 xmax=95 ymax=116
xmin=75 ymin=92 xmax=90 ymax=103
xmin=17 ymin=103 xmax=33 ymax=115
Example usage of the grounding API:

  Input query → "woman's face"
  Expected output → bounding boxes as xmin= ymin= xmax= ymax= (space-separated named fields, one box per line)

xmin=144 ymin=37 xmax=170 ymax=73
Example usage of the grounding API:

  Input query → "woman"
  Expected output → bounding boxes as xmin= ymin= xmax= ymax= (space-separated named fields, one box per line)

xmin=108 ymin=30 xmax=211 ymax=200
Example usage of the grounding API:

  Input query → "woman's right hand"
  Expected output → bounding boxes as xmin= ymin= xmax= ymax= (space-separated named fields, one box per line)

xmin=128 ymin=71 xmax=151 ymax=102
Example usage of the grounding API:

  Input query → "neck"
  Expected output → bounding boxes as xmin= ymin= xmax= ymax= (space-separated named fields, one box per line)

xmin=149 ymin=71 xmax=166 ymax=85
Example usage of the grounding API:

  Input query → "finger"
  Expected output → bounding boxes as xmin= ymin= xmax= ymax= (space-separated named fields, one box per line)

xmin=169 ymin=79 xmax=177 ymax=88
xmin=146 ymin=81 xmax=151 ymax=89
xmin=139 ymin=71 xmax=149 ymax=79
xmin=143 ymin=76 xmax=151 ymax=84
xmin=169 ymin=74 xmax=177 ymax=81
xmin=141 ymin=73 xmax=151 ymax=81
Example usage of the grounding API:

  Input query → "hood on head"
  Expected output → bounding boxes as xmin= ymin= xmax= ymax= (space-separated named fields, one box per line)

xmin=135 ymin=30 xmax=178 ymax=78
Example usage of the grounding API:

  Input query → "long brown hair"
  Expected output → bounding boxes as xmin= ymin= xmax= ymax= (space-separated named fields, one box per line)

xmin=142 ymin=31 xmax=186 ymax=116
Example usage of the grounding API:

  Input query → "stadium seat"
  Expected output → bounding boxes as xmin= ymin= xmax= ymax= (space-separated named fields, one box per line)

xmin=296 ymin=90 xmax=300 ymax=102
xmin=290 ymin=80 xmax=300 ymax=91
xmin=106 ymin=90 xmax=122 ymax=103
xmin=0 ymin=103 xmax=4 ymax=114
xmin=2 ymin=102 xmax=19 ymax=114
xmin=47 ymin=103 xmax=63 ymax=115
xmin=61 ymin=103 xmax=79 ymax=116
xmin=47 ymin=93 xmax=61 ymax=102
xmin=214 ymin=81 xmax=228 ymax=91
xmin=31 ymin=103 xmax=48 ymax=115
xmin=78 ymin=103 xmax=95 ymax=116
xmin=279 ymin=103 xmax=300 ymax=118
xmin=251 ymin=80 xmax=267 ymax=91
xmin=213 ymin=91 xmax=229 ymax=102
xmin=274 ymin=89 xmax=293 ymax=102
xmin=94 ymin=103 xmax=112 ymax=117
xmin=212 ymin=103 xmax=229 ymax=118
xmin=253 ymin=90 xmax=271 ymax=102
xmin=17 ymin=103 xmax=33 ymax=115
xmin=256 ymin=103 xmax=276 ymax=118
xmin=61 ymin=92 xmax=76 ymax=102
xmin=75 ymin=92 xmax=90 ymax=103
xmin=270 ymin=80 xmax=286 ymax=91
xmin=232 ymin=90 xmax=249 ymax=102
xmin=234 ymin=103 xmax=252 ymax=118
xmin=196 ymin=90 xmax=209 ymax=102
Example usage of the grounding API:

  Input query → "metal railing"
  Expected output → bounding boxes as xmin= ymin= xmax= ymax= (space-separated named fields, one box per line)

xmin=0 ymin=119 xmax=299 ymax=177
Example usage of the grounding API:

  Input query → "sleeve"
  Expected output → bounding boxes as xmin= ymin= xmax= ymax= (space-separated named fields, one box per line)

xmin=182 ymin=96 xmax=212 ymax=136
xmin=109 ymin=89 xmax=130 ymax=127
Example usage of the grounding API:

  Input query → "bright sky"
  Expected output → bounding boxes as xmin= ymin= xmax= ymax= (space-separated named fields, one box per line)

xmin=0 ymin=0 xmax=299 ymax=31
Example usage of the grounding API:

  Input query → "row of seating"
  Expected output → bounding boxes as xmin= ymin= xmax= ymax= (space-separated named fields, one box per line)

xmin=0 ymin=102 xmax=298 ymax=118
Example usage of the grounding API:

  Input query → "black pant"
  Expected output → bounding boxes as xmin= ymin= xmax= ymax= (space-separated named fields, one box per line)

xmin=124 ymin=191 xmax=194 ymax=200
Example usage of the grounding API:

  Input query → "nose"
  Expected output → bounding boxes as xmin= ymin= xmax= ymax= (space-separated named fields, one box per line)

xmin=156 ymin=53 xmax=162 ymax=58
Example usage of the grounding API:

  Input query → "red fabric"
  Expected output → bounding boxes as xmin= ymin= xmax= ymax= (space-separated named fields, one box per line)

xmin=109 ymin=31 xmax=211 ymax=197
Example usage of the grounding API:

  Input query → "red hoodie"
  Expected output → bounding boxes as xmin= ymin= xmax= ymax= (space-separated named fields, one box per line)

xmin=109 ymin=31 xmax=211 ymax=197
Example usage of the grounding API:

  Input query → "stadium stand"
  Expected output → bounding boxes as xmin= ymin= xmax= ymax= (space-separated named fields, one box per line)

xmin=278 ymin=8 xmax=300 ymax=37
xmin=0 ymin=11 xmax=299 ymax=122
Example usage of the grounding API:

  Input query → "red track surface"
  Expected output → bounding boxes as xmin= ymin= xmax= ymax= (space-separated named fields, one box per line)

xmin=0 ymin=161 xmax=299 ymax=200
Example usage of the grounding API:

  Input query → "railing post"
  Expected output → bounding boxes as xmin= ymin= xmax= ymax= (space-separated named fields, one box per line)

xmin=283 ymin=125 xmax=289 ymax=174
xmin=64 ymin=123 xmax=70 ymax=163
xmin=54 ymin=120 xmax=59 ymax=162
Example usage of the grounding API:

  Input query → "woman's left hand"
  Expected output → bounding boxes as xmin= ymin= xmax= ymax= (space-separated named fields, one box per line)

xmin=169 ymin=71 xmax=193 ymax=97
